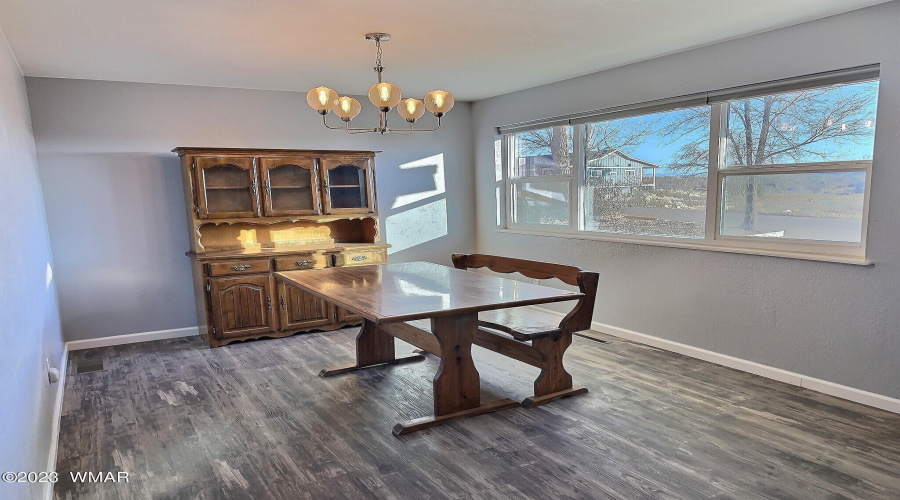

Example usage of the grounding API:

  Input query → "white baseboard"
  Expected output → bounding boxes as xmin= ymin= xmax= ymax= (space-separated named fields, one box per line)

xmin=45 ymin=344 xmax=68 ymax=500
xmin=528 ymin=306 xmax=900 ymax=415
xmin=66 ymin=326 xmax=198 ymax=351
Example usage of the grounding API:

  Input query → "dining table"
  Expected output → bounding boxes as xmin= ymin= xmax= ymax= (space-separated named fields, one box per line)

xmin=275 ymin=261 xmax=583 ymax=435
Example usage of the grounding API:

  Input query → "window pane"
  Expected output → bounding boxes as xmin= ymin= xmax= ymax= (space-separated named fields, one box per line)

xmin=511 ymin=126 xmax=573 ymax=177
xmin=512 ymin=180 xmax=570 ymax=226
xmin=583 ymin=106 xmax=710 ymax=238
xmin=725 ymin=80 xmax=878 ymax=166
xmin=721 ymin=172 xmax=865 ymax=242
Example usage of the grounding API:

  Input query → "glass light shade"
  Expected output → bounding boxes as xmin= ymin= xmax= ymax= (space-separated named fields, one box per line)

xmin=367 ymin=82 xmax=402 ymax=109
xmin=307 ymin=87 xmax=339 ymax=112
xmin=334 ymin=96 xmax=362 ymax=120
xmin=424 ymin=90 xmax=455 ymax=116
xmin=397 ymin=98 xmax=426 ymax=122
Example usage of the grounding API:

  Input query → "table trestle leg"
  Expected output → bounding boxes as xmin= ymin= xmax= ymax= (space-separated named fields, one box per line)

xmin=319 ymin=320 xmax=426 ymax=377
xmin=392 ymin=312 xmax=519 ymax=436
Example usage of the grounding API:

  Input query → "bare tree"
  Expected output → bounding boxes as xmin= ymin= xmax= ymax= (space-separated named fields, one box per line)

xmin=585 ymin=119 xmax=657 ymax=162
xmin=515 ymin=126 xmax=573 ymax=173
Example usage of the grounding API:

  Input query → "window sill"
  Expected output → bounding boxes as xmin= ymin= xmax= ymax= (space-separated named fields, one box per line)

xmin=495 ymin=228 xmax=872 ymax=266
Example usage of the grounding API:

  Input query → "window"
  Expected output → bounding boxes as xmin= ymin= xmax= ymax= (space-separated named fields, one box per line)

xmin=717 ymin=80 xmax=877 ymax=245
xmin=508 ymin=126 xmax=573 ymax=226
xmin=583 ymin=106 xmax=710 ymax=238
xmin=500 ymin=68 xmax=879 ymax=262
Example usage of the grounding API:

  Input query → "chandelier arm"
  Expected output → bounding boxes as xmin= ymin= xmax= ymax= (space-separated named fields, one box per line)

xmin=322 ymin=113 xmax=379 ymax=133
xmin=395 ymin=116 xmax=442 ymax=132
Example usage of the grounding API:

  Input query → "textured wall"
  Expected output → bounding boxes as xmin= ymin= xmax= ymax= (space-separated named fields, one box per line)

xmin=0 ymin=32 xmax=64 ymax=500
xmin=25 ymin=79 xmax=474 ymax=342
xmin=472 ymin=3 xmax=900 ymax=399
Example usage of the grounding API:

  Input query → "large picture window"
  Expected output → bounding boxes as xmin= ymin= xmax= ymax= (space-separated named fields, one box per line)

xmin=500 ymin=68 xmax=879 ymax=263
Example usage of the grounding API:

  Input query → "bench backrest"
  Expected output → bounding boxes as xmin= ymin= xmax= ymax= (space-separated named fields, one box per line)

xmin=451 ymin=254 xmax=599 ymax=333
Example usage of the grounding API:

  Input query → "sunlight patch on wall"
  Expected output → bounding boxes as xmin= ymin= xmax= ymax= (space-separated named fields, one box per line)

xmin=386 ymin=198 xmax=448 ymax=254
xmin=392 ymin=154 xmax=445 ymax=209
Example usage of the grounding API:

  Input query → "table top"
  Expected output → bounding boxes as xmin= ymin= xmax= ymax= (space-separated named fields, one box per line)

xmin=276 ymin=261 xmax=583 ymax=324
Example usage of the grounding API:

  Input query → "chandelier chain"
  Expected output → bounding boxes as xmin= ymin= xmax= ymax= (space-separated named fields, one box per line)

xmin=375 ymin=38 xmax=383 ymax=70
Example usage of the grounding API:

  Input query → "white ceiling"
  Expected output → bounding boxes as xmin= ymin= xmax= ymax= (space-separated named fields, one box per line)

xmin=0 ymin=0 xmax=890 ymax=101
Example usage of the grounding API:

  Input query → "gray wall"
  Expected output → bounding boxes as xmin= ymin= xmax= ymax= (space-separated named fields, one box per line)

xmin=25 ymin=79 xmax=474 ymax=342
xmin=0 ymin=32 xmax=64 ymax=500
xmin=472 ymin=2 xmax=900 ymax=399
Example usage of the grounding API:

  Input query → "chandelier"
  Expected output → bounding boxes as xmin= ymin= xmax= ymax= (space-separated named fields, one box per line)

xmin=306 ymin=33 xmax=455 ymax=134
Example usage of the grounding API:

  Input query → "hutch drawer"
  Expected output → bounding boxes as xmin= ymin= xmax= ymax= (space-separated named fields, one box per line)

xmin=274 ymin=254 xmax=330 ymax=271
xmin=334 ymin=248 xmax=387 ymax=267
xmin=208 ymin=259 xmax=271 ymax=276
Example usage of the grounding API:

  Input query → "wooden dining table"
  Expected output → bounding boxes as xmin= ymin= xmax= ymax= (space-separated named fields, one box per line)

xmin=276 ymin=261 xmax=583 ymax=435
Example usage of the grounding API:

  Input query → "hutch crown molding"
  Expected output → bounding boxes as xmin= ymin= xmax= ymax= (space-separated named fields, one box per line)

xmin=174 ymin=147 xmax=389 ymax=347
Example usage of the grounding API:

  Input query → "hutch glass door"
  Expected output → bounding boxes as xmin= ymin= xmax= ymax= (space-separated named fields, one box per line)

xmin=195 ymin=156 xmax=259 ymax=218
xmin=322 ymin=158 xmax=374 ymax=214
xmin=260 ymin=157 xmax=321 ymax=216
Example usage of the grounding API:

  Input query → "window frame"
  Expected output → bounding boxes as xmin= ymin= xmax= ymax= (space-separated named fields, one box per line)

xmin=505 ymin=125 xmax=582 ymax=232
xmin=500 ymin=74 xmax=877 ymax=264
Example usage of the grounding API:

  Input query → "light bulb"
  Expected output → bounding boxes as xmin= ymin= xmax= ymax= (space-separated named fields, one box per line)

xmin=334 ymin=96 xmax=362 ymax=121
xmin=306 ymin=87 xmax=338 ymax=113
xmin=397 ymin=98 xmax=426 ymax=122
xmin=424 ymin=90 xmax=455 ymax=117
xmin=368 ymin=82 xmax=402 ymax=109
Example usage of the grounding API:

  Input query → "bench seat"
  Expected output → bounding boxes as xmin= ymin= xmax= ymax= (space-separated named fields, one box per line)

xmin=478 ymin=309 xmax=563 ymax=341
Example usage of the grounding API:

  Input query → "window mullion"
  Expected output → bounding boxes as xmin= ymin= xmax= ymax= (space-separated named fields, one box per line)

xmin=573 ymin=124 xmax=586 ymax=231
xmin=719 ymin=161 xmax=871 ymax=176
xmin=504 ymin=135 xmax=514 ymax=228
xmin=706 ymin=102 xmax=727 ymax=241
xmin=499 ymin=136 xmax=510 ymax=229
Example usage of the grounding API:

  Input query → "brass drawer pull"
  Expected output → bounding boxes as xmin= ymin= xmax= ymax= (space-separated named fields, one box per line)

xmin=230 ymin=264 xmax=252 ymax=271
xmin=295 ymin=260 xmax=314 ymax=267
xmin=351 ymin=255 xmax=368 ymax=262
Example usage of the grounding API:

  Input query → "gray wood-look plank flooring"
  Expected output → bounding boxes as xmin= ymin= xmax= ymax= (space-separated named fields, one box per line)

xmin=56 ymin=328 xmax=900 ymax=499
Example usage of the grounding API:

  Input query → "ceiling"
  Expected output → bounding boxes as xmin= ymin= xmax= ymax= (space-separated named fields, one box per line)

xmin=0 ymin=0 xmax=890 ymax=101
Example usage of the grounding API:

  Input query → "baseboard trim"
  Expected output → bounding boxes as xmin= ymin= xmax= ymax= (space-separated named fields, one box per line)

xmin=45 ymin=344 xmax=68 ymax=500
xmin=66 ymin=326 xmax=198 ymax=351
xmin=528 ymin=306 xmax=900 ymax=415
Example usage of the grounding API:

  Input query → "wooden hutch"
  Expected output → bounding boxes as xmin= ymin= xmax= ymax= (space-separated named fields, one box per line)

xmin=174 ymin=147 xmax=389 ymax=347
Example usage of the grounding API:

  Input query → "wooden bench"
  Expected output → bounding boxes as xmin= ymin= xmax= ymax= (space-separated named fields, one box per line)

xmin=451 ymin=253 xmax=599 ymax=407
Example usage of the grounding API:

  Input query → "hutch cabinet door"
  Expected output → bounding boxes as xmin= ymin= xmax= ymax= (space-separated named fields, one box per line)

xmin=336 ymin=307 xmax=363 ymax=324
xmin=209 ymin=275 xmax=276 ymax=338
xmin=277 ymin=280 xmax=336 ymax=330
xmin=259 ymin=157 xmax=322 ymax=216
xmin=194 ymin=156 xmax=260 ymax=219
xmin=320 ymin=157 xmax=375 ymax=214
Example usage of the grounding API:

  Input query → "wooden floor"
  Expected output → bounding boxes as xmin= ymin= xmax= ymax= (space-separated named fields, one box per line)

xmin=56 ymin=327 xmax=900 ymax=499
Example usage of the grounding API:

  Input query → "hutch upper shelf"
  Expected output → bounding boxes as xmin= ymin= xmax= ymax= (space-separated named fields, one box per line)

xmin=174 ymin=148 xmax=377 ymax=219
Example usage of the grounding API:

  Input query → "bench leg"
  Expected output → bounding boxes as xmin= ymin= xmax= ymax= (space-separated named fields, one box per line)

xmin=523 ymin=332 xmax=587 ymax=408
